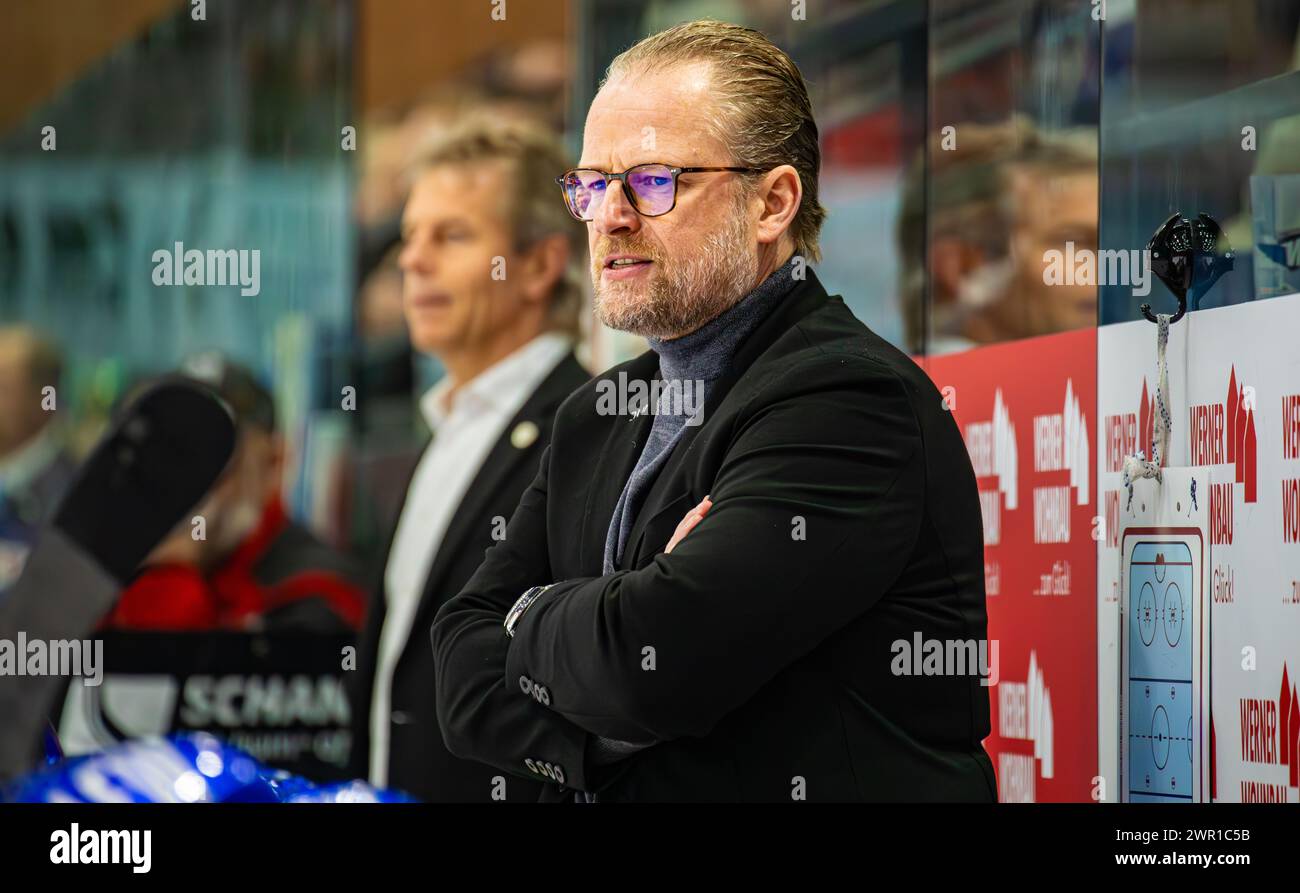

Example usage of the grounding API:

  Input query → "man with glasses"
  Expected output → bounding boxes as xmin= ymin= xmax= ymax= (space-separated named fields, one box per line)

xmin=432 ymin=21 xmax=995 ymax=802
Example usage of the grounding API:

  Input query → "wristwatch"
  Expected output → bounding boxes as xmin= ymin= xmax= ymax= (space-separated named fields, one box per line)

xmin=504 ymin=584 xmax=554 ymax=638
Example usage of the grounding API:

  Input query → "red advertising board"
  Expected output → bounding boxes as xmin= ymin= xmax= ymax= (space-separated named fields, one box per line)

xmin=921 ymin=328 xmax=1098 ymax=801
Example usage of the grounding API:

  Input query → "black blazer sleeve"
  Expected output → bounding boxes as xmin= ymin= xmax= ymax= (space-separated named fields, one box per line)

xmin=429 ymin=444 xmax=594 ymax=792
xmin=501 ymin=352 xmax=926 ymax=745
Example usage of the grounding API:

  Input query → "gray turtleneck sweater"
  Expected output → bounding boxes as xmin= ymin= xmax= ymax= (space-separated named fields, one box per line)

xmin=601 ymin=257 xmax=799 ymax=574
xmin=579 ymin=257 xmax=800 ymax=794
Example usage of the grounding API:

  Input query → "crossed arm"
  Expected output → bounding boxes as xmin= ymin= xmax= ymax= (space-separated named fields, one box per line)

xmin=430 ymin=356 xmax=923 ymax=792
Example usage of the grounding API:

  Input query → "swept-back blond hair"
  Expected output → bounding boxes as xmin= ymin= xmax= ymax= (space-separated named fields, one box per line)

xmin=603 ymin=20 xmax=826 ymax=262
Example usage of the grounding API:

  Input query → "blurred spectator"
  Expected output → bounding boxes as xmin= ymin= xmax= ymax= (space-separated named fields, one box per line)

xmin=355 ymin=90 xmax=532 ymax=230
xmin=0 ymin=326 xmax=75 ymax=593
xmin=355 ymin=243 xmax=416 ymax=427
xmin=898 ymin=117 xmax=1097 ymax=353
xmin=343 ymin=242 xmax=420 ymax=573
xmin=103 ymin=354 xmax=366 ymax=633
xmin=987 ymin=127 xmax=1098 ymax=342
xmin=358 ymin=244 xmax=409 ymax=344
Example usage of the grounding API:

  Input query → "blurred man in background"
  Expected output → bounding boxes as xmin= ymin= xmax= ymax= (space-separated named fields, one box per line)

xmin=104 ymin=354 xmax=366 ymax=632
xmin=0 ymin=326 xmax=75 ymax=594
xmin=896 ymin=118 xmax=1098 ymax=353
xmin=349 ymin=117 xmax=589 ymax=802
xmin=976 ymin=127 xmax=1098 ymax=342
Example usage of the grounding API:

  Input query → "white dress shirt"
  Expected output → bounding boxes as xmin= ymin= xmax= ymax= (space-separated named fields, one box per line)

xmin=369 ymin=332 xmax=572 ymax=786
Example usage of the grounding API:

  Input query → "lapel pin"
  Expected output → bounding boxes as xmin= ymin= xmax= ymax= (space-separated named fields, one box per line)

xmin=511 ymin=420 xmax=540 ymax=449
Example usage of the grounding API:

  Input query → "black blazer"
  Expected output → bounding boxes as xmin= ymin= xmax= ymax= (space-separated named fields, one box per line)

xmin=432 ymin=271 xmax=997 ymax=802
xmin=349 ymin=352 xmax=589 ymax=802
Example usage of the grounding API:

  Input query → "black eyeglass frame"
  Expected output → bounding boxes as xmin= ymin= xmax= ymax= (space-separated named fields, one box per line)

xmin=554 ymin=164 xmax=765 ymax=220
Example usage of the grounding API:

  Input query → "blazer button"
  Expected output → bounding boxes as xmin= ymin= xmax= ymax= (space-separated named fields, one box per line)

xmin=522 ymin=759 xmax=564 ymax=783
xmin=391 ymin=710 xmax=412 ymax=725
xmin=518 ymin=675 xmax=533 ymax=695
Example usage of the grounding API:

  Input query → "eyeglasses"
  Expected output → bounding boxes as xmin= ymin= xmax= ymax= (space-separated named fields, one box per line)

xmin=555 ymin=164 xmax=764 ymax=221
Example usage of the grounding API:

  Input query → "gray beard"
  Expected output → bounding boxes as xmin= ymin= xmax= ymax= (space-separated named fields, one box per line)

xmin=592 ymin=207 xmax=758 ymax=340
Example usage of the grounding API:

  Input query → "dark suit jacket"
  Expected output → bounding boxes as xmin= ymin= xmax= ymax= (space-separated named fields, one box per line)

xmin=431 ymin=271 xmax=997 ymax=802
xmin=349 ymin=352 xmax=589 ymax=802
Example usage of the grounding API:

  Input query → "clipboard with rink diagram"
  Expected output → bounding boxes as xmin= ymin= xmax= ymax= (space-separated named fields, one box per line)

xmin=1119 ymin=468 xmax=1211 ymax=803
